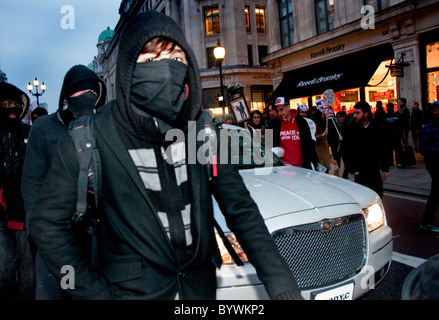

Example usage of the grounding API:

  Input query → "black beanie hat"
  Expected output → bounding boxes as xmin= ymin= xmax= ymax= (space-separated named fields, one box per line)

xmin=65 ymin=78 xmax=100 ymax=98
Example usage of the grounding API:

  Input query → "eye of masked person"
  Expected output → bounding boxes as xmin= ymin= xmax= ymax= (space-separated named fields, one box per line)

xmin=137 ymin=39 xmax=187 ymax=65
xmin=0 ymin=100 xmax=20 ymax=109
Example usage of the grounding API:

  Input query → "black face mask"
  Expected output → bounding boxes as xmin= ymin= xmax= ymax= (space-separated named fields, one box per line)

xmin=0 ymin=107 xmax=23 ymax=131
xmin=65 ymin=91 xmax=99 ymax=119
xmin=130 ymin=59 xmax=188 ymax=126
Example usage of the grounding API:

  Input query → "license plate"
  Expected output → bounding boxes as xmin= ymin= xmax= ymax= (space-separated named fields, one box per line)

xmin=312 ymin=282 xmax=354 ymax=300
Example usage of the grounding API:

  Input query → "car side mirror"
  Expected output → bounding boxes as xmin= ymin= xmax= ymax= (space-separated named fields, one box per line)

xmin=271 ymin=147 xmax=285 ymax=159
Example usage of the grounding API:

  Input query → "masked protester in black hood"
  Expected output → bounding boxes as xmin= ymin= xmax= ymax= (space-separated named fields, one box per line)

xmin=0 ymin=81 xmax=36 ymax=299
xmin=21 ymin=65 xmax=105 ymax=299
xmin=27 ymin=11 xmax=303 ymax=300
xmin=22 ymin=65 xmax=106 ymax=215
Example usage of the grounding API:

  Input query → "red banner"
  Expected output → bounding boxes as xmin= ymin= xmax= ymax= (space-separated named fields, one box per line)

xmin=373 ymin=91 xmax=392 ymax=101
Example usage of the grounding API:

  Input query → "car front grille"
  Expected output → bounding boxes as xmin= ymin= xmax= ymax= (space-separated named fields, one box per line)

xmin=272 ymin=214 xmax=367 ymax=290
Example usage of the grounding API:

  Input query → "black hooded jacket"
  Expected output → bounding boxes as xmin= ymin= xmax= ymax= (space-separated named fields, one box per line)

xmin=22 ymin=65 xmax=106 ymax=215
xmin=0 ymin=82 xmax=30 ymax=229
xmin=27 ymin=11 xmax=301 ymax=300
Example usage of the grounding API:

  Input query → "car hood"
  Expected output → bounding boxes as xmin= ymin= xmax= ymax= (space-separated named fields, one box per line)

xmin=236 ymin=165 xmax=379 ymax=220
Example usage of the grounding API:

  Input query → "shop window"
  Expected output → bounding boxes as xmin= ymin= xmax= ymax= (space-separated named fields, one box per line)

xmin=315 ymin=0 xmax=335 ymax=35
xmin=426 ymin=41 xmax=439 ymax=103
xmin=427 ymin=72 xmax=438 ymax=104
xmin=340 ymin=90 xmax=359 ymax=103
xmin=204 ymin=7 xmax=220 ymax=35
xmin=245 ymin=6 xmax=251 ymax=33
xmin=251 ymin=86 xmax=273 ymax=112
xmin=363 ymin=0 xmax=390 ymax=12
xmin=279 ymin=0 xmax=294 ymax=48
xmin=366 ymin=59 xmax=398 ymax=110
xmin=255 ymin=7 xmax=266 ymax=33
xmin=427 ymin=42 xmax=439 ymax=69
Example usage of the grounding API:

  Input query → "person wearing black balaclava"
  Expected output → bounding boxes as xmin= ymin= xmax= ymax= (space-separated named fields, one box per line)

xmin=27 ymin=11 xmax=303 ymax=300
xmin=21 ymin=65 xmax=106 ymax=300
xmin=0 ymin=81 xmax=36 ymax=299
xmin=22 ymin=64 xmax=106 ymax=216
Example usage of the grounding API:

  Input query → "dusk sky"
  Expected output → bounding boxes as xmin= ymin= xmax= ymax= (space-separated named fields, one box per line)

xmin=0 ymin=1 xmax=121 ymax=113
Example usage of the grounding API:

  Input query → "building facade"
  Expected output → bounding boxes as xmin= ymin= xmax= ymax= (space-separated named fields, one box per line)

xmin=94 ymin=0 xmax=439 ymax=117
xmin=265 ymin=0 xmax=439 ymax=114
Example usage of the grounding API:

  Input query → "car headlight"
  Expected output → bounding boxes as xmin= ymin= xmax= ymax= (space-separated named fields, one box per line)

xmin=363 ymin=202 xmax=385 ymax=232
xmin=215 ymin=232 xmax=249 ymax=265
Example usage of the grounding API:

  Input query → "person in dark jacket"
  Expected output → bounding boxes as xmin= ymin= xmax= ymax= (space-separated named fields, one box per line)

xmin=410 ymin=101 xmax=424 ymax=153
xmin=418 ymin=101 xmax=439 ymax=233
xmin=22 ymin=65 xmax=106 ymax=213
xmin=27 ymin=11 xmax=302 ymax=300
xmin=343 ymin=102 xmax=392 ymax=198
xmin=0 ymin=81 xmax=35 ymax=299
xmin=30 ymin=107 xmax=48 ymax=124
xmin=373 ymin=101 xmax=387 ymax=128
xmin=21 ymin=65 xmax=106 ymax=299
xmin=245 ymin=110 xmax=266 ymax=143
xmin=385 ymin=102 xmax=402 ymax=166
xmin=399 ymin=97 xmax=411 ymax=145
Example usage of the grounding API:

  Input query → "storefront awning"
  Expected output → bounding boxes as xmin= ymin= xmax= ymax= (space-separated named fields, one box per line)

xmin=269 ymin=43 xmax=394 ymax=102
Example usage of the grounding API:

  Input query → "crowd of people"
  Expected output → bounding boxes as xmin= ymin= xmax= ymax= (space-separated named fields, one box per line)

xmin=217 ymin=94 xmax=436 ymax=213
xmin=0 ymin=10 xmax=437 ymax=301
xmin=216 ymin=95 xmax=438 ymax=235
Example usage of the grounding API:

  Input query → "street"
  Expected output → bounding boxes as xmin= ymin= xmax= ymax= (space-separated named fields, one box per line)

xmin=361 ymin=190 xmax=439 ymax=300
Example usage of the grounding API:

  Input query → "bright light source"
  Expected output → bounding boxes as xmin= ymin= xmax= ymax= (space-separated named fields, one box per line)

xmin=364 ymin=203 xmax=385 ymax=232
xmin=214 ymin=40 xmax=225 ymax=60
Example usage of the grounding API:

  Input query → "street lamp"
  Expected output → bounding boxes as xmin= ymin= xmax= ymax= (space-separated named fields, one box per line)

xmin=214 ymin=39 xmax=226 ymax=113
xmin=27 ymin=77 xmax=46 ymax=107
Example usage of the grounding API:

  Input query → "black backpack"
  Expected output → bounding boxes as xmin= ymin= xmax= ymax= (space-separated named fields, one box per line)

xmin=68 ymin=114 xmax=244 ymax=267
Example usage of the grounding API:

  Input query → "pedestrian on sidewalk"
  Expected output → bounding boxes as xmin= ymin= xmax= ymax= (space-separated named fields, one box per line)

xmin=411 ymin=101 xmax=424 ymax=153
xmin=343 ymin=101 xmax=392 ymax=198
xmin=385 ymin=102 xmax=402 ymax=166
xmin=419 ymin=101 xmax=439 ymax=233
xmin=399 ymin=97 xmax=411 ymax=146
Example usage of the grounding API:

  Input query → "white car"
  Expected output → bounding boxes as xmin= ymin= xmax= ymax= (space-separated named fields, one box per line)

xmin=214 ymin=124 xmax=393 ymax=300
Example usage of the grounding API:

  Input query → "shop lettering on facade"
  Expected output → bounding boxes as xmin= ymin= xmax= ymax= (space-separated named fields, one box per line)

xmin=310 ymin=43 xmax=345 ymax=59
xmin=373 ymin=91 xmax=392 ymax=101
xmin=297 ymin=73 xmax=343 ymax=88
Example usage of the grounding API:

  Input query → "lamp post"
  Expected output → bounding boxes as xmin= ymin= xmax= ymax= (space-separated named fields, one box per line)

xmin=27 ymin=77 xmax=46 ymax=108
xmin=214 ymin=39 xmax=226 ymax=114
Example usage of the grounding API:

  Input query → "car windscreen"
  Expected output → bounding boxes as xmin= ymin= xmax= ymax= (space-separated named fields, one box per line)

xmin=218 ymin=126 xmax=284 ymax=170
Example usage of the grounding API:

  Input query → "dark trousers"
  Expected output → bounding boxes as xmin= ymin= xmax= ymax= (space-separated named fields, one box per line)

xmin=0 ymin=221 xmax=36 ymax=300
xmin=354 ymin=170 xmax=384 ymax=199
xmin=422 ymin=171 xmax=439 ymax=225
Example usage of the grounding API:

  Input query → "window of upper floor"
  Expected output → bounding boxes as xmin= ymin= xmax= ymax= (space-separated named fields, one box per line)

xmin=255 ymin=7 xmax=266 ymax=33
xmin=245 ymin=6 xmax=251 ymax=32
xmin=363 ymin=0 xmax=390 ymax=12
xmin=204 ymin=6 xmax=220 ymax=35
xmin=279 ymin=0 xmax=295 ymax=48
xmin=315 ymin=0 xmax=335 ymax=35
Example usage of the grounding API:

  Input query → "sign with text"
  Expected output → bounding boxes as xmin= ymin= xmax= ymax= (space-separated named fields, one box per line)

xmin=373 ymin=91 xmax=392 ymax=101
